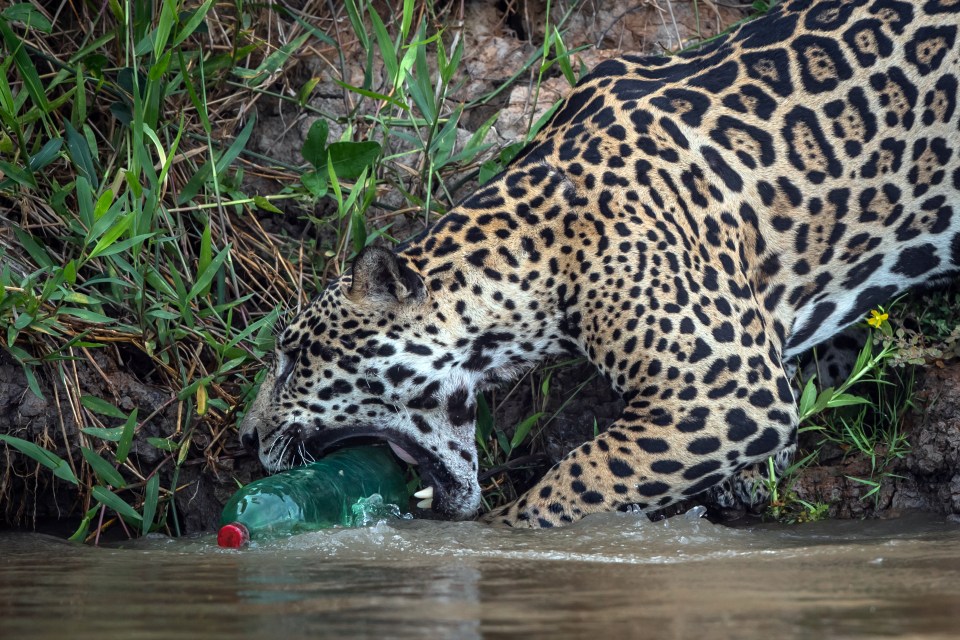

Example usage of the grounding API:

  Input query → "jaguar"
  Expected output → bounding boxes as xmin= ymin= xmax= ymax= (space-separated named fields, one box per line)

xmin=239 ymin=0 xmax=960 ymax=528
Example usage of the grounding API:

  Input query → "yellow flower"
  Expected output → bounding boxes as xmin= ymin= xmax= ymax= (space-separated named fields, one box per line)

xmin=866 ymin=309 xmax=888 ymax=329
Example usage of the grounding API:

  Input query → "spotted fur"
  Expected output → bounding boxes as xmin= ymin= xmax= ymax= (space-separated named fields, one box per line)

xmin=240 ymin=0 xmax=960 ymax=527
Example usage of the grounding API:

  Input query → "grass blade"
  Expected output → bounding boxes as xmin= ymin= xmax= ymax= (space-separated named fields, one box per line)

xmin=92 ymin=486 xmax=142 ymax=522
xmin=28 ymin=137 xmax=62 ymax=171
xmin=81 ymin=447 xmax=126 ymax=488
xmin=510 ymin=412 xmax=544 ymax=451
xmin=178 ymin=115 xmax=255 ymax=204
xmin=171 ymin=0 xmax=215 ymax=47
xmin=0 ymin=435 xmax=78 ymax=485
xmin=64 ymin=120 xmax=98 ymax=189
xmin=80 ymin=395 xmax=127 ymax=419
xmin=0 ymin=16 xmax=50 ymax=113
xmin=188 ymin=245 xmax=230 ymax=300
xmin=115 ymin=408 xmax=138 ymax=465
xmin=141 ymin=473 xmax=159 ymax=535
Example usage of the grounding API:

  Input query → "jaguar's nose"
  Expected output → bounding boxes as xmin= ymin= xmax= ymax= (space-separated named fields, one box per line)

xmin=241 ymin=430 xmax=259 ymax=455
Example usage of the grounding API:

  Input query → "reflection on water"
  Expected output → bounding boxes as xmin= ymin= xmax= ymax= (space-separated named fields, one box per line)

xmin=1 ymin=511 xmax=959 ymax=639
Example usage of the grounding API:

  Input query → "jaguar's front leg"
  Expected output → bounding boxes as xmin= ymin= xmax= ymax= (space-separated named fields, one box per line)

xmin=485 ymin=376 xmax=798 ymax=528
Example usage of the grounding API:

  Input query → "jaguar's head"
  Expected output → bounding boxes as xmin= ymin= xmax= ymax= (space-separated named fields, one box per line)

xmin=238 ymin=247 xmax=484 ymax=519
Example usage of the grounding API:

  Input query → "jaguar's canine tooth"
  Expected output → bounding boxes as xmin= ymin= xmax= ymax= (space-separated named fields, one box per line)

xmin=413 ymin=486 xmax=434 ymax=499
xmin=416 ymin=498 xmax=434 ymax=509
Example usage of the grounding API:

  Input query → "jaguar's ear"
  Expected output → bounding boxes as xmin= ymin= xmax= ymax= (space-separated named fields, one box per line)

xmin=348 ymin=246 xmax=424 ymax=304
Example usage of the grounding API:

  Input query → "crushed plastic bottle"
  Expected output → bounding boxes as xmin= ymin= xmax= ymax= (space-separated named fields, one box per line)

xmin=218 ymin=445 xmax=409 ymax=548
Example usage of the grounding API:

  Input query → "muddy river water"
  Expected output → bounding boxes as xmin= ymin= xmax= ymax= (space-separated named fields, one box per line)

xmin=1 ymin=510 xmax=959 ymax=639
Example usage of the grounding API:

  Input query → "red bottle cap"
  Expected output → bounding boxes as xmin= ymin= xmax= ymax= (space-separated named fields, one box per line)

xmin=218 ymin=522 xmax=250 ymax=548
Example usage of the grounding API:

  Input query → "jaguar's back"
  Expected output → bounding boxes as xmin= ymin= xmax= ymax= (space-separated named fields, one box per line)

xmin=507 ymin=0 xmax=960 ymax=361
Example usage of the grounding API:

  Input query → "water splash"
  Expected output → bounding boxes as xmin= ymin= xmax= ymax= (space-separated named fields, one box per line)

xmin=348 ymin=493 xmax=413 ymax=527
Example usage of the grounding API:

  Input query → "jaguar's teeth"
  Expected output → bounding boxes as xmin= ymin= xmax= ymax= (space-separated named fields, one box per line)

xmin=413 ymin=486 xmax=434 ymax=499
xmin=416 ymin=498 xmax=434 ymax=509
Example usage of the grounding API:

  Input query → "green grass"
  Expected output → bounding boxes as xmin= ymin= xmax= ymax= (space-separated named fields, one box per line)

xmin=763 ymin=310 xmax=917 ymax=522
xmin=0 ymin=0 xmax=594 ymax=539
xmin=0 ymin=0 xmax=297 ymax=540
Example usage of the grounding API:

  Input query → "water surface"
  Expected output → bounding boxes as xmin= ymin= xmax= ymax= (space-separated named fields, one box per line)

xmin=2 ymin=511 xmax=959 ymax=639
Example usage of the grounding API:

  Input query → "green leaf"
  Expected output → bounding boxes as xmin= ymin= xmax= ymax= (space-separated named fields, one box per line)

xmin=301 ymin=170 xmax=327 ymax=198
xmin=13 ymin=227 xmax=52 ymax=268
xmin=0 ymin=434 xmax=78 ymax=485
xmin=478 ymin=160 xmax=499 ymax=185
xmin=28 ymin=137 xmax=62 ymax=171
xmin=81 ymin=447 xmax=126 ymax=488
xmin=115 ymin=408 xmax=138 ymax=465
xmin=510 ymin=412 xmax=544 ymax=451
xmin=445 ymin=111 xmax=498 ymax=166
xmin=798 ymin=377 xmax=817 ymax=419
xmin=149 ymin=49 xmax=172 ymax=83
xmin=81 ymin=427 xmax=124 ymax=442
xmin=147 ymin=437 xmax=178 ymax=452
xmin=58 ymin=307 xmax=113 ymax=324
xmin=86 ymin=232 xmax=155 ymax=261
xmin=13 ymin=312 xmax=34 ymax=331
xmin=496 ymin=428 xmax=511 ymax=455
xmin=339 ymin=166 xmax=368 ymax=218
xmin=177 ymin=115 xmax=255 ymax=204
xmin=92 ymin=486 xmax=142 ymax=522
xmin=333 ymin=80 xmax=408 ymax=110
xmin=812 ymin=387 xmax=835 ymax=416
xmin=76 ymin=175 xmax=94 ymax=227
xmin=327 ymin=141 xmax=381 ymax=180
xmin=3 ymin=3 xmax=53 ymax=32
xmin=93 ymin=188 xmax=114 ymax=219
xmin=474 ymin=393 xmax=494 ymax=444
xmin=21 ymin=364 xmax=43 ymax=399
xmin=0 ymin=17 xmax=50 ymax=113
xmin=178 ymin=375 xmax=213 ymax=400
xmin=145 ymin=308 xmax=181 ymax=321
xmin=826 ymin=393 xmax=872 ymax=409
xmin=154 ymin=0 xmax=177 ymax=59
xmin=342 ymin=0 xmax=368 ymax=50
xmin=239 ymin=32 xmax=310 ymax=87
xmin=187 ymin=245 xmax=230 ymax=301
xmin=253 ymin=195 xmax=282 ymax=214
xmin=301 ymin=118 xmax=329 ymax=168
xmin=351 ymin=208 xmax=367 ymax=253
xmin=440 ymin=35 xmax=463 ymax=86
xmin=552 ymin=27 xmax=577 ymax=86
xmin=64 ymin=120 xmax=98 ymax=189
xmin=171 ymin=0 xmax=214 ymax=47
xmin=540 ymin=371 xmax=553 ymax=397
xmin=80 ymin=395 xmax=127 ymax=419
xmin=0 ymin=159 xmax=37 ymax=190
xmin=370 ymin=9 xmax=399 ymax=86
xmin=55 ymin=291 xmax=98 ymax=305
xmin=198 ymin=219 xmax=212 ymax=277
xmin=63 ymin=260 xmax=77 ymax=285
xmin=141 ymin=473 xmax=160 ymax=535
xmin=298 ymin=77 xmax=320 ymax=106
xmin=69 ymin=506 xmax=99 ymax=542
xmin=401 ymin=0 xmax=414 ymax=39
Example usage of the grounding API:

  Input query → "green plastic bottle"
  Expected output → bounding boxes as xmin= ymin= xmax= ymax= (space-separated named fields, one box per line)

xmin=217 ymin=445 xmax=409 ymax=547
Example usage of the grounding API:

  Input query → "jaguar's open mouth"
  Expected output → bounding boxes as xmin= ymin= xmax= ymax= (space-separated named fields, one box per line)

xmin=296 ymin=430 xmax=469 ymax=519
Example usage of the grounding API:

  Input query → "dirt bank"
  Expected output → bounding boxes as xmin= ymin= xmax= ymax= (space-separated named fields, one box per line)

xmin=788 ymin=363 xmax=960 ymax=521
